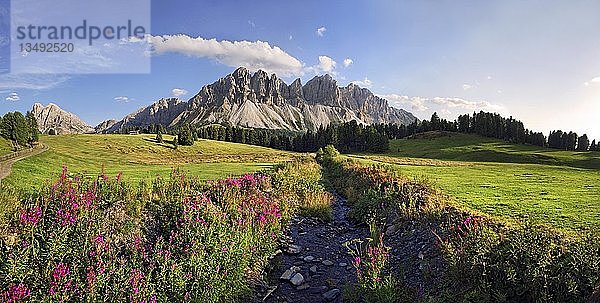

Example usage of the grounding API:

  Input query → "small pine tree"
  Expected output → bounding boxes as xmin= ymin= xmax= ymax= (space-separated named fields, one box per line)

xmin=25 ymin=111 xmax=39 ymax=145
xmin=177 ymin=124 xmax=195 ymax=146
xmin=156 ymin=130 xmax=163 ymax=143
xmin=577 ymin=134 xmax=590 ymax=151
xmin=172 ymin=136 xmax=178 ymax=149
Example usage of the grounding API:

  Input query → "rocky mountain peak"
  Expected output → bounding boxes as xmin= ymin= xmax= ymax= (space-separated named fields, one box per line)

xmin=95 ymin=119 xmax=117 ymax=133
xmin=303 ymin=74 xmax=340 ymax=106
xmin=31 ymin=103 xmax=94 ymax=134
xmin=105 ymin=67 xmax=417 ymax=133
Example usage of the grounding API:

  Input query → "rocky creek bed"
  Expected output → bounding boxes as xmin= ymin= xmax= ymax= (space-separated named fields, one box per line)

xmin=254 ymin=193 xmax=446 ymax=302
xmin=255 ymin=193 xmax=367 ymax=303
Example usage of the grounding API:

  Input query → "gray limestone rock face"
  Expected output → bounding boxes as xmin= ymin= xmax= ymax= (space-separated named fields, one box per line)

xmin=105 ymin=67 xmax=417 ymax=133
xmin=32 ymin=103 xmax=94 ymax=134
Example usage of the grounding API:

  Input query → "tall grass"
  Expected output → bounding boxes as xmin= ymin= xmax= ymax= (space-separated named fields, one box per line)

xmin=270 ymin=158 xmax=333 ymax=221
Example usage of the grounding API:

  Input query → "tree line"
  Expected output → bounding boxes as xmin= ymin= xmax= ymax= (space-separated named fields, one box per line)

xmin=0 ymin=111 xmax=39 ymax=150
xmin=375 ymin=111 xmax=598 ymax=151
xmin=138 ymin=110 xmax=599 ymax=153
xmin=187 ymin=121 xmax=389 ymax=153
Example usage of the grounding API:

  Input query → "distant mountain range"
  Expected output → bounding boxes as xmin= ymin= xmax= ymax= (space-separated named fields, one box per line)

xmin=32 ymin=67 xmax=418 ymax=134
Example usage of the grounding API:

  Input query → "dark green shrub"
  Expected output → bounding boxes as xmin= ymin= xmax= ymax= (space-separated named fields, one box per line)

xmin=443 ymin=222 xmax=600 ymax=302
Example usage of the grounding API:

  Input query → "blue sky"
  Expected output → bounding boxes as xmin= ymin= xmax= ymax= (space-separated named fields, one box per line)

xmin=1 ymin=0 xmax=600 ymax=139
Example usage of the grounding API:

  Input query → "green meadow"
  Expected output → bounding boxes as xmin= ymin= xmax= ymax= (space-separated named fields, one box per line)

xmin=1 ymin=134 xmax=297 ymax=190
xmin=3 ymin=132 xmax=599 ymax=232
xmin=358 ymin=132 xmax=600 ymax=232
xmin=387 ymin=131 xmax=600 ymax=169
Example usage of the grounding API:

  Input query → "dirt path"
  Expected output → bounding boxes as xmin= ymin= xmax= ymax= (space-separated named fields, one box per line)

xmin=0 ymin=144 xmax=48 ymax=180
xmin=258 ymin=193 xmax=369 ymax=303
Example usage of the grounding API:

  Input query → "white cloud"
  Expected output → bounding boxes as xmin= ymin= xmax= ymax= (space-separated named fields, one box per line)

xmin=487 ymin=75 xmax=493 ymax=80
xmin=316 ymin=56 xmax=336 ymax=73
xmin=584 ymin=76 xmax=600 ymax=86
xmin=289 ymin=35 xmax=293 ymax=40
xmin=248 ymin=20 xmax=255 ymax=28
xmin=380 ymin=94 xmax=429 ymax=112
xmin=5 ymin=92 xmax=20 ymax=102
xmin=171 ymin=88 xmax=188 ymax=98
xmin=139 ymin=34 xmax=305 ymax=77
xmin=430 ymin=97 xmax=504 ymax=112
xmin=343 ymin=58 xmax=353 ymax=67
xmin=0 ymin=74 xmax=70 ymax=90
xmin=462 ymin=84 xmax=473 ymax=90
xmin=114 ymin=96 xmax=132 ymax=103
xmin=378 ymin=94 xmax=507 ymax=119
xmin=316 ymin=27 xmax=327 ymax=37
xmin=133 ymin=34 xmax=346 ymax=77
xmin=351 ymin=77 xmax=373 ymax=88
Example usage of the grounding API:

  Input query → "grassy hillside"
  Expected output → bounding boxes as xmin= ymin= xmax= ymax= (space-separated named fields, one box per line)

xmin=361 ymin=156 xmax=600 ymax=232
xmin=0 ymin=137 xmax=12 ymax=156
xmin=2 ymin=134 xmax=297 ymax=189
xmin=356 ymin=132 xmax=600 ymax=232
xmin=387 ymin=131 xmax=600 ymax=169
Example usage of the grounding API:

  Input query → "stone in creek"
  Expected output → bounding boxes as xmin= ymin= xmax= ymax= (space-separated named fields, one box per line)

xmin=304 ymin=255 xmax=315 ymax=262
xmin=287 ymin=244 xmax=302 ymax=254
xmin=323 ymin=289 xmax=340 ymax=301
xmin=280 ymin=266 xmax=300 ymax=280
xmin=310 ymin=265 xmax=318 ymax=273
xmin=322 ymin=260 xmax=334 ymax=266
xmin=296 ymin=283 xmax=310 ymax=291
xmin=290 ymin=273 xmax=305 ymax=286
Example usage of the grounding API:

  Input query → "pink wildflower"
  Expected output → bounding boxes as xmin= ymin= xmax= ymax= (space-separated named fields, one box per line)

xmin=3 ymin=283 xmax=30 ymax=302
xmin=19 ymin=206 xmax=42 ymax=226
xmin=94 ymin=235 xmax=104 ymax=245
xmin=52 ymin=263 xmax=70 ymax=281
xmin=86 ymin=266 xmax=97 ymax=286
xmin=56 ymin=208 xmax=77 ymax=226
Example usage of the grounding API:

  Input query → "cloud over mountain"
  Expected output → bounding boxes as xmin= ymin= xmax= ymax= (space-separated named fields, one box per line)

xmin=379 ymin=94 xmax=507 ymax=119
xmin=171 ymin=88 xmax=188 ymax=97
xmin=141 ymin=34 xmax=305 ymax=77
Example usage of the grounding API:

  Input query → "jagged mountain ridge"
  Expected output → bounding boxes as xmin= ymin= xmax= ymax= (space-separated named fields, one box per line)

xmin=32 ymin=103 xmax=94 ymax=135
xmin=105 ymin=67 xmax=417 ymax=133
xmin=99 ymin=98 xmax=186 ymax=133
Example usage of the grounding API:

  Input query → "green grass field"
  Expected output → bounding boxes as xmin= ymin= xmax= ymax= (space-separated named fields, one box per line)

xmin=358 ymin=132 xmax=600 ymax=232
xmin=0 ymin=137 xmax=12 ymax=156
xmin=388 ymin=131 xmax=600 ymax=169
xmin=2 ymin=134 xmax=297 ymax=190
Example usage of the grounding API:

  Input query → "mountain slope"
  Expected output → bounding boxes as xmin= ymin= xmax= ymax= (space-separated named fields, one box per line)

xmin=106 ymin=67 xmax=417 ymax=133
xmin=32 ymin=103 xmax=94 ymax=134
xmin=94 ymin=119 xmax=117 ymax=133
xmin=104 ymin=98 xmax=186 ymax=133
